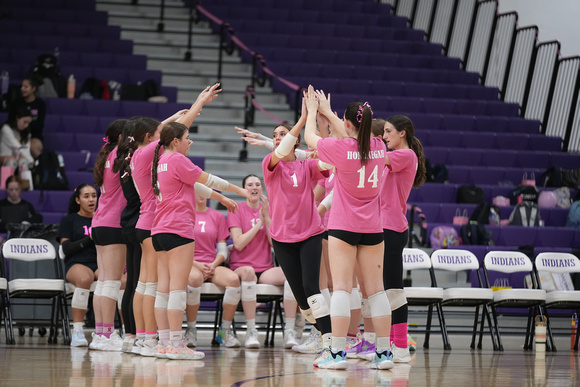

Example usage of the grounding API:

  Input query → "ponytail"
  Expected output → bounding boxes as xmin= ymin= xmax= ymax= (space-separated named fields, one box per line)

xmin=345 ymin=102 xmax=373 ymax=164
xmin=93 ymin=119 xmax=126 ymax=187
xmin=151 ymin=122 xmax=188 ymax=196
xmin=386 ymin=115 xmax=426 ymax=189
xmin=151 ymin=142 xmax=163 ymax=196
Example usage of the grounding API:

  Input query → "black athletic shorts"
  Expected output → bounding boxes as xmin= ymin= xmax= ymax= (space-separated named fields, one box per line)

xmin=152 ymin=233 xmax=194 ymax=252
xmin=92 ymin=227 xmax=124 ymax=246
xmin=135 ymin=228 xmax=152 ymax=244
xmin=328 ymin=229 xmax=383 ymax=246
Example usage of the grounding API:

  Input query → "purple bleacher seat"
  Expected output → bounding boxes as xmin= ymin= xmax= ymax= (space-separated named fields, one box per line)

xmin=8 ymin=49 xmax=39 ymax=65
xmin=535 ymin=227 xmax=575 ymax=248
xmin=93 ymin=68 xmax=128 ymax=84
xmin=542 ymin=208 xmax=569 ymax=228
xmin=551 ymin=152 xmax=580 ymax=169
xmin=44 ymin=191 xmax=73 ymax=213
xmin=114 ymin=54 xmax=147 ymax=69
xmin=42 ymin=212 xmax=66 ymax=225
xmin=46 ymin=98 xmax=84 ymax=115
xmin=455 ymin=100 xmax=486 ymax=115
xmin=497 ymin=225 xmax=537 ymax=246
xmin=33 ymin=36 xmax=67 ymax=51
xmin=508 ymin=118 xmax=540 ymax=134
xmin=79 ymin=52 xmax=114 ymax=68
xmin=411 ymin=183 xmax=457 ymax=203
xmin=534 ymin=247 xmax=572 ymax=254
xmin=495 ymin=132 xmax=529 ymax=151
xmin=61 ymin=115 xmax=99 ymax=133
xmin=157 ymin=104 xmax=190 ymax=122
xmin=128 ymin=70 xmax=162 ymax=85
xmin=461 ymin=132 xmax=497 ymax=149
xmin=515 ymin=151 xmax=552 ymax=169
xmin=44 ymin=115 xmax=62 ymax=132
xmin=83 ymin=99 xmax=122 ymax=117
xmin=441 ymin=116 xmax=476 ymax=132
xmin=424 ymin=147 xmax=449 ymax=165
xmin=390 ymin=98 xmax=422 ymax=114
xmin=44 ymin=132 xmax=75 ymax=152
xmin=482 ymin=150 xmax=517 ymax=168
xmin=56 ymin=23 xmax=89 ymax=38
xmin=160 ymin=86 xmax=177 ymax=103
xmin=424 ymin=99 xmax=456 ymax=114
xmin=120 ymin=101 xmax=158 ymax=118
xmin=446 ymin=166 xmax=472 ymax=184
xmin=60 ymin=151 xmax=91 ymax=171
xmin=408 ymin=202 xmax=440 ymax=224
xmin=91 ymin=25 xmax=121 ymax=40
xmin=188 ymin=156 xmax=205 ymax=170
xmin=528 ymin=135 xmax=562 ymax=152
xmin=101 ymin=40 xmax=132 ymax=54
xmin=75 ymin=133 xmax=105 ymax=153
xmin=405 ymin=83 xmax=437 ymax=98
xmin=472 ymin=167 xmax=507 ymax=186
xmin=474 ymin=116 xmax=508 ymax=133
xmin=503 ymin=168 xmax=542 ymax=187
xmin=573 ymin=229 xmax=580 ymax=248
xmin=66 ymin=171 xmax=94 ymax=189
xmin=486 ymin=101 xmax=519 ymax=117
xmin=448 ymin=148 xmax=483 ymax=166
xmin=416 ymin=129 xmax=430 ymax=146
xmin=439 ymin=203 xmax=477 ymax=223
xmin=20 ymin=190 xmax=43 ymax=210
xmin=424 ymin=130 xmax=461 ymax=148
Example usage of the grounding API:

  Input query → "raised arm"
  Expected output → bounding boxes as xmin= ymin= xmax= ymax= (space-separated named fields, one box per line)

xmin=176 ymin=83 xmax=222 ymax=129
xmin=316 ymin=90 xmax=348 ymax=139
xmin=267 ymin=98 xmax=307 ymax=170
xmin=304 ymin=86 xmax=321 ymax=150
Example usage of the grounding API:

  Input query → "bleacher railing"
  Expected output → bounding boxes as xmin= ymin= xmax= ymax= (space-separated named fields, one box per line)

xmin=383 ymin=0 xmax=579 ymax=152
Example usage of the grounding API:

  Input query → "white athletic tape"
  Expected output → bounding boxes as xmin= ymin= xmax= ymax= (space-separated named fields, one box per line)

xmin=186 ymin=285 xmax=201 ymax=306
xmin=167 ymin=290 xmax=186 ymax=311
xmin=369 ymin=291 xmax=391 ymax=318
xmin=154 ymin=292 xmax=169 ymax=309
xmin=223 ymin=286 xmax=241 ymax=305
xmin=205 ymin=174 xmax=229 ymax=191
xmin=135 ymin=281 xmax=146 ymax=295
xmin=241 ymin=281 xmax=256 ymax=302
xmin=307 ymin=293 xmax=330 ymax=319
xmin=299 ymin=308 xmax=316 ymax=324
xmin=330 ymin=290 xmax=351 ymax=317
xmin=71 ymin=287 xmax=89 ymax=310
xmin=350 ymin=287 xmax=362 ymax=310
xmin=274 ymin=133 xmax=298 ymax=159
xmin=361 ymin=298 xmax=371 ymax=318
xmin=386 ymin=288 xmax=407 ymax=311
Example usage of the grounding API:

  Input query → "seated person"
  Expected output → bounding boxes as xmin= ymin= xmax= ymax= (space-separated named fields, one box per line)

xmin=0 ymin=107 xmax=34 ymax=171
xmin=0 ymin=175 xmax=42 ymax=233
xmin=57 ymin=184 xmax=98 ymax=347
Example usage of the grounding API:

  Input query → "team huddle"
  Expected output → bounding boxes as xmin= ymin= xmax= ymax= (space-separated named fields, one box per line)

xmin=59 ymin=83 xmax=426 ymax=371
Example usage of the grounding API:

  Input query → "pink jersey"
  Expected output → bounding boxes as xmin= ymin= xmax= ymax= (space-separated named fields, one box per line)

xmin=151 ymin=152 xmax=202 ymax=240
xmin=262 ymin=154 xmax=328 ymax=243
xmin=227 ymin=202 xmax=272 ymax=272
xmin=381 ymin=148 xmax=418 ymax=232
xmin=320 ymin=172 xmax=336 ymax=230
xmin=92 ymin=148 xmax=127 ymax=228
xmin=317 ymin=136 xmax=386 ymax=233
xmin=193 ymin=208 xmax=229 ymax=264
xmin=131 ymin=141 xmax=159 ymax=231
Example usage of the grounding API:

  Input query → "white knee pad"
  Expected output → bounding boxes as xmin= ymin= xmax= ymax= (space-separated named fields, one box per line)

xmin=329 ymin=290 xmax=351 ymax=318
xmin=299 ymin=308 xmax=316 ymax=324
xmin=167 ymin=290 xmax=187 ymax=311
xmin=101 ymin=280 xmax=122 ymax=301
xmin=117 ymin=289 xmax=125 ymax=308
xmin=155 ymin=292 xmax=169 ymax=310
xmin=283 ymin=281 xmax=296 ymax=301
xmin=361 ymin=298 xmax=371 ymax=318
xmin=241 ymin=281 xmax=256 ymax=302
xmin=186 ymin=285 xmax=201 ymax=306
xmin=94 ymin=281 xmax=104 ymax=297
xmin=386 ymin=289 xmax=407 ymax=311
xmin=321 ymin=288 xmax=331 ymax=308
xmin=135 ymin=281 xmax=146 ymax=295
xmin=307 ymin=293 xmax=330 ymax=319
xmin=223 ymin=286 xmax=241 ymax=305
xmin=71 ymin=287 xmax=89 ymax=310
xmin=144 ymin=282 xmax=158 ymax=297
xmin=368 ymin=291 xmax=391 ymax=318
xmin=350 ymin=287 xmax=362 ymax=310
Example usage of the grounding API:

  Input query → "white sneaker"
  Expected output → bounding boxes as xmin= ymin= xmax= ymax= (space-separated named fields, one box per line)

xmin=284 ymin=329 xmax=299 ymax=349
xmin=121 ymin=336 xmax=134 ymax=353
xmin=131 ymin=339 xmax=144 ymax=355
xmin=102 ymin=332 xmax=124 ymax=352
xmin=293 ymin=329 xmax=322 ymax=354
xmin=140 ymin=338 xmax=158 ymax=357
xmin=217 ymin=328 xmax=241 ymax=348
xmin=245 ymin=329 xmax=260 ymax=349
xmin=184 ymin=328 xmax=197 ymax=347
xmin=70 ymin=330 xmax=88 ymax=347
xmin=89 ymin=333 xmax=105 ymax=350
xmin=392 ymin=343 xmax=412 ymax=363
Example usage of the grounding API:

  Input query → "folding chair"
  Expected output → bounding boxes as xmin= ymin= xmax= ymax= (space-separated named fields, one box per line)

xmin=0 ymin=251 xmax=14 ymax=344
xmin=402 ymin=248 xmax=449 ymax=349
xmin=534 ymin=252 xmax=580 ymax=351
xmin=255 ymin=284 xmax=284 ymax=347
xmin=200 ymin=282 xmax=225 ymax=346
xmin=482 ymin=250 xmax=548 ymax=351
xmin=430 ymin=249 xmax=497 ymax=350
xmin=2 ymin=238 xmax=70 ymax=345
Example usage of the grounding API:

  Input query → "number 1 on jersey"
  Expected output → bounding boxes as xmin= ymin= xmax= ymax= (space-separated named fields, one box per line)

xmin=290 ymin=172 xmax=298 ymax=187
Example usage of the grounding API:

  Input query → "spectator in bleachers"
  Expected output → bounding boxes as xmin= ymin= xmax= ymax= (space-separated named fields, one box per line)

xmin=9 ymin=74 xmax=46 ymax=159
xmin=57 ymin=183 xmax=98 ymax=347
xmin=0 ymin=175 xmax=42 ymax=233
xmin=0 ymin=107 xmax=34 ymax=170
xmin=227 ymin=174 xmax=300 ymax=349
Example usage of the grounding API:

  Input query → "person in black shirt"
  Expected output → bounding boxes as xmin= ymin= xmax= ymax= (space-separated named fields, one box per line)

xmin=58 ymin=183 xmax=98 ymax=347
xmin=0 ymin=175 xmax=42 ymax=233
xmin=9 ymin=74 xmax=46 ymax=158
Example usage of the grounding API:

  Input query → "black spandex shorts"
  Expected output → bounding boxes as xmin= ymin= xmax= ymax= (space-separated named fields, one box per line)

xmin=328 ymin=229 xmax=383 ymax=246
xmin=152 ymin=233 xmax=194 ymax=252
xmin=65 ymin=261 xmax=98 ymax=276
xmin=322 ymin=230 xmax=329 ymax=240
xmin=135 ymin=228 xmax=152 ymax=244
xmin=92 ymin=227 xmax=124 ymax=246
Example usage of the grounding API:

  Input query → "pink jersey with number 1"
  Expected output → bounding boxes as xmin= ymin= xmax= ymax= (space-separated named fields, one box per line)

xmin=130 ymin=140 xmax=160 ymax=231
xmin=151 ymin=152 xmax=202 ymax=240
xmin=317 ymin=136 xmax=386 ymax=234
xmin=92 ymin=148 xmax=127 ymax=229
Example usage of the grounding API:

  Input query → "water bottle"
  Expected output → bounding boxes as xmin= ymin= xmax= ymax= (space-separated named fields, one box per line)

xmin=67 ymin=74 xmax=76 ymax=99
xmin=1 ymin=71 xmax=8 ymax=95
